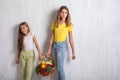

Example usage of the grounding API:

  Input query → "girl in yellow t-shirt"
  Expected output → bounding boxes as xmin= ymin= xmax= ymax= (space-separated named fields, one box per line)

xmin=46 ymin=6 xmax=75 ymax=80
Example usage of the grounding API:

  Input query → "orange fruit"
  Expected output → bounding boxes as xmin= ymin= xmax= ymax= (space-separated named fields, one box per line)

xmin=41 ymin=61 xmax=46 ymax=65
xmin=41 ymin=64 xmax=46 ymax=69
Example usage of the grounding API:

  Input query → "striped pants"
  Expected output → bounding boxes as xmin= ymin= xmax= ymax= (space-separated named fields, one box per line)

xmin=19 ymin=50 xmax=35 ymax=80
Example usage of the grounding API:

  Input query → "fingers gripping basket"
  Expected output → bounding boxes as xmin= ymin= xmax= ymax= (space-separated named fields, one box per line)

xmin=36 ymin=56 xmax=55 ymax=76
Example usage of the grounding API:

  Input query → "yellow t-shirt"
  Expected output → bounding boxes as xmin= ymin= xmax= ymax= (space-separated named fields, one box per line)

xmin=51 ymin=22 xmax=73 ymax=42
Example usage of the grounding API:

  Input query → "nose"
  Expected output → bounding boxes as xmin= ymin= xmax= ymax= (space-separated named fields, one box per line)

xmin=63 ymin=13 xmax=66 ymax=16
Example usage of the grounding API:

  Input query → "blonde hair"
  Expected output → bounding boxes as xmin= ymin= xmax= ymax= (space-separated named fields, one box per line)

xmin=55 ymin=6 xmax=72 ymax=27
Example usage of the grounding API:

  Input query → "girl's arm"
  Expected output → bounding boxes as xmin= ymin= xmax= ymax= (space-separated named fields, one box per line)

xmin=17 ymin=49 xmax=20 ymax=57
xmin=69 ymin=32 xmax=75 ymax=60
xmin=16 ymin=49 xmax=20 ymax=64
xmin=33 ymin=35 xmax=42 ymax=59
xmin=46 ymin=30 xmax=54 ymax=57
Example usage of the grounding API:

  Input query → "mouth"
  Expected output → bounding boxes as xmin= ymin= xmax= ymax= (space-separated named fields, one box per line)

xmin=21 ymin=31 xmax=25 ymax=34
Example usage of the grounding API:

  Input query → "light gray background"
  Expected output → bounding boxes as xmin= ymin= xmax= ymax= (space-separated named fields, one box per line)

xmin=0 ymin=0 xmax=120 ymax=80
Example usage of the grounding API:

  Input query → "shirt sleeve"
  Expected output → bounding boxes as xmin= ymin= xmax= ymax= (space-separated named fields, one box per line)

xmin=68 ymin=25 xmax=73 ymax=32
xmin=51 ymin=22 xmax=55 ymax=30
xmin=31 ymin=32 xmax=35 ymax=38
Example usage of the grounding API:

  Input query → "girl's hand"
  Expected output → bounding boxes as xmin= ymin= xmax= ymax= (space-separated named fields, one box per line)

xmin=46 ymin=51 xmax=51 ymax=57
xmin=16 ymin=57 xmax=19 ymax=64
xmin=72 ymin=53 xmax=75 ymax=60
xmin=39 ymin=55 xmax=44 ymax=60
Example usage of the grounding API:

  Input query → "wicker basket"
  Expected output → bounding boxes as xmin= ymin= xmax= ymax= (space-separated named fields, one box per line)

xmin=36 ymin=56 xmax=55 ymax=76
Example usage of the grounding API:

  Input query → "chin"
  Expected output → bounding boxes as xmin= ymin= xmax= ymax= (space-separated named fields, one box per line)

xmin=61 ymin=17 xmax=66 ymax=20
xmin=63 ymin=17 xmax=66 ymax=19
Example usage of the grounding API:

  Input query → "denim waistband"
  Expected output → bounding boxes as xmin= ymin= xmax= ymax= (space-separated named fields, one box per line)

xmin=54 ymin=41 xmax=65 ymax=44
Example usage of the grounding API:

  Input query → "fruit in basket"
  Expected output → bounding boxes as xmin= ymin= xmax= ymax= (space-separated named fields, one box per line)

xmin=41 ymin=61 xmax=46 ymax=65
xmin=47 ymin=63 xmax=54 ymax=68
xmin=46 ymin=61 xmax=52 ymax=65
xmin=40 ymin=61 xmax=47 ymax=69
xmin=40 ymin=68 xmax=45 ymax=73
xmin=46 ymin=66 xmax=52 ymax=72
xmin=49 ymin=59 xmax=53 ymax=63
xmin=41 ymin=64 xmax=46 ymax=69
xmin=36 ymin=57 xmax=55 ymax=76
xmin=36 ymin=64 xmax=40 ymax=75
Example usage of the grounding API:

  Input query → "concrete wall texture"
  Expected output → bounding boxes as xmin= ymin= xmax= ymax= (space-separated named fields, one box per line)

xmin=0 ymin=0 xmax=120 ymax=80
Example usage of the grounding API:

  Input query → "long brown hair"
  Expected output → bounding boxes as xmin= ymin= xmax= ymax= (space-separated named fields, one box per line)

xmin=55 ymin=6 xmax=72 ymax=27
xmin=17 ymin=22 xmax=30 ymax=53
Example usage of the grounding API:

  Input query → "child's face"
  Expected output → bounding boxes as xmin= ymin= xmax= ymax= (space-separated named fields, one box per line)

xmin=60 ymin=9 xmax=68 ymax=20
xmin=20 ymin=25 xmax=28 ymax=35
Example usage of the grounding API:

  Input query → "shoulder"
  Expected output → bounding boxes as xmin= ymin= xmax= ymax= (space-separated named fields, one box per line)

xmin=51 ymin=21 xmax=56 ymax=26
xmin=30 ymin=32 xmax=35 ymax=38
xmin=68 ymin=23 xmax=73 ymax=27
xmin=68 ymin=24 xmax=73 ymax=32
xmin=51 ymin=21 xmax=56 ymax=30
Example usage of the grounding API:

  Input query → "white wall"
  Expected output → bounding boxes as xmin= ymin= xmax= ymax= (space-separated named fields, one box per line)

xmin=0 ymin=0 xmax=120 ymax=80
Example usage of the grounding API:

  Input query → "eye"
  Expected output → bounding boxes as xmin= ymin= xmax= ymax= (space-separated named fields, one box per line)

xmin=61 ymin=11 xmax=64 ymax=14
xmin=20 ymin=26 xmax=25 ymax=31
xmin=20 ymin=27 xmax=22 ymax=30
xmin=23 ymin=27 xmax=25 ymax=29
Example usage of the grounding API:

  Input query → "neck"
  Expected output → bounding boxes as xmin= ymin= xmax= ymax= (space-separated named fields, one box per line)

xmin=25 ymin=32 xmax=29 ymax=36
xmin=60 ymin=19 xmax=66 ymax=24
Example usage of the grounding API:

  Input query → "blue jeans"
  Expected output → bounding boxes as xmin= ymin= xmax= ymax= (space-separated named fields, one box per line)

xmin=52 ymin=42 xmax=66 ymax=80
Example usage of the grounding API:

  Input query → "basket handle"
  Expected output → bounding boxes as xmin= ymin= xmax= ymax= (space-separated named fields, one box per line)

xmin=36 ymin=55 xmax=53 ymax=66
